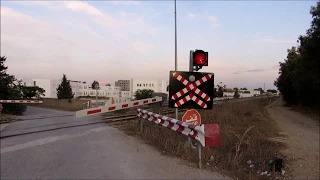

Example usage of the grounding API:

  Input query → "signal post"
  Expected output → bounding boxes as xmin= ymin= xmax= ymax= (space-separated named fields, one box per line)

xmin=168 ymin=49 xmax=215 ymax=169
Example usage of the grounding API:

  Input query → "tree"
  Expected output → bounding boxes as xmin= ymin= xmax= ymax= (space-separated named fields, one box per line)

xmin=105 ymin=83 xmax=111 ymax=86
xmin=0 ymin=56 xmax=27 ymax=115
xmin=267 ymin=89 xmax=278 ymax=94
xmin=234 ymin=88 xmax=240 ymax=98
xmin=216 ymin=84 xmax=226 ymax=97
xmin=92 ymin=80 xmax=100 ymax=89
xmin=275 ymin=1 xmax=320 ymax=108
xmin=274 ymin=47 xmax=300 ymax=105
xmin=56 ymin=74 xmax=74 ymax=99
xmin=134 ymin=89 xmax=154 ymax=100
xmin=22 ymin=86 xmax=45 ymax=99
xmin=240 ymin=87 xmax=248 ymax=90
xmin=213 ymin=88 xmax=218 ymax=98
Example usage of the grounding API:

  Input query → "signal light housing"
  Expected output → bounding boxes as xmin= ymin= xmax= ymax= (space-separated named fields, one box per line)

xmin=193 ymin=50 xmax=208 ymax=67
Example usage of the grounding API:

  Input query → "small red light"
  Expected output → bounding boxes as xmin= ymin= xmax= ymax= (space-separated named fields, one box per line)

xmin=194 ymin=53 xmax=206 ymax=65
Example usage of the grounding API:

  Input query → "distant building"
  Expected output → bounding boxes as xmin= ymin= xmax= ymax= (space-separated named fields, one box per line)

xmin=114 ymin=78 xmax=169 ymax=99
xmin=115 ymin=80 xmax=130 ymax=91
xmin=19 ymin=77 xmax=168 ymax=100
xmin=18 ymin=78 xmax=130 ymax=102
xmin=130 ymin=79 xmax=168 ymax=98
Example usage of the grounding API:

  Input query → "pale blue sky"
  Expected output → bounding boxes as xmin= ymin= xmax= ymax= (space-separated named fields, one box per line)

xmin=1 ymin=0 xmax=317 ymax=89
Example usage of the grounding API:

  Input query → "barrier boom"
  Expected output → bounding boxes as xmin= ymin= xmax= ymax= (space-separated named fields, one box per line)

xmin=0 ymin=100 xmax=43 ymax=103
xmin=137 ymin=108 xmax=220 ymax=147
xmin=76 ymin=96 xmax=162 ymax=118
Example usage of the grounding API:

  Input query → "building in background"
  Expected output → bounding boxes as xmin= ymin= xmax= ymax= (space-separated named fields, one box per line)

xmin=115 ymin=80 xmax=130 ymax=91
xmin=130 ymin=79 xmax=169 ymax=98
xmin=19 ymin=78 xmax=169 ymax=100
xmin=18 ymin=78 xmax=130 ymax=102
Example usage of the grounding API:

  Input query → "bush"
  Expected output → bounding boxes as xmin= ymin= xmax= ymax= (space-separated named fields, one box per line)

xmin=2 ymin=103 xmax=27 ymax=115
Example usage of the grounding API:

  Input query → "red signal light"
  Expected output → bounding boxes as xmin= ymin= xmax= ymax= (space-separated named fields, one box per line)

xmin=193 ymin=50 xmax=208 ymax=66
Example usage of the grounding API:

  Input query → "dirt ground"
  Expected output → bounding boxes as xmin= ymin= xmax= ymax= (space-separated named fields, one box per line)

xmin=267 ymin=98 xmax=320 ymax=179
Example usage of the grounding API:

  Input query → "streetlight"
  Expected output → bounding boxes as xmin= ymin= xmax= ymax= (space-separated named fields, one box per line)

xmin=174 ymin=0 xmax=178 ymax=120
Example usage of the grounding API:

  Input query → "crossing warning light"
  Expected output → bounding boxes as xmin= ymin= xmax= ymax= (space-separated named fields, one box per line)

xmin=193 ymin=50 xmax=208 ymax=67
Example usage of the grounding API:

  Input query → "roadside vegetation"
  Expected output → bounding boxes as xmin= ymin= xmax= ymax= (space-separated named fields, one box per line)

xmin=109 ymin=97 xmax=286 ymax=179
xmin=0 ymin=56 xmax=26 ymax=115
xmin=57 ymin=74 xmax=74 ymax=99
xmin=274 ymin=1 xmax=320 ymax=114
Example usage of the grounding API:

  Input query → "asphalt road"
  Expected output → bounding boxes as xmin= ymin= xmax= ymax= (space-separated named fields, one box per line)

xmin=1 ymin=107 xmax=228 ymax=179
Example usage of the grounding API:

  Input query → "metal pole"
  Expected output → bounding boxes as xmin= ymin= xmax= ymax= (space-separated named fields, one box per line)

xmin=96 ymin=89 xmax=98 ymax=107
xmin=197 ymin=141 xmax=202 ymax=169
xmin=174 ymin=0 xmax=178 ymax=120
xmin=186 ymin=50 xmax=194 ymax=148
xmin=139 ymin=119 xmax=144 ymax=134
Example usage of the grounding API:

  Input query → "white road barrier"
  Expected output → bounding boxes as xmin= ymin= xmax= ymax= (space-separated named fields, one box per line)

xmin=76 ymin=96 xmax=162 ymax=118
xmin=0 ymin=100 xmax=43 ymax=103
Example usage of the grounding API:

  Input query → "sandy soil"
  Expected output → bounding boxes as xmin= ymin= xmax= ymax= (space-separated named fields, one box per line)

xmin=267 ymin=98 xmax=320 ymax=179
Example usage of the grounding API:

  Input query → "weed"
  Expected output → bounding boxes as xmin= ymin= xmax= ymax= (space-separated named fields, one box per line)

xmin=112 ymin=97 xmax=286 ymax=179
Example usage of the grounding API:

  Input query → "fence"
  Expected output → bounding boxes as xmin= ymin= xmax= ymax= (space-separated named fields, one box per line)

xmin=29 ymin=98 xmax=88 ymax=111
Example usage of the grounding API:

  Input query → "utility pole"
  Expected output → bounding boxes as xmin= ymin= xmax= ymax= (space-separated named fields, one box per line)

xmin=264 ymin=83 xmax=265 ymax=93
xmin=95 ymin=84 xmax=98 ymax=107
xmin=174 ymin=0 xmax=178 ymax=120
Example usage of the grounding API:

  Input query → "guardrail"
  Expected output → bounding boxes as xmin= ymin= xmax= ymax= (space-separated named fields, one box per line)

xmin=137 ymin=108 xmax=221 ymax=168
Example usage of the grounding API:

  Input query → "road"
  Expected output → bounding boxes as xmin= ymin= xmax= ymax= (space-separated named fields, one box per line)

xmin=1 ymin=106 xmax=228 ymax=179
xmin=268 ymin=99 xmax=319 ymax=179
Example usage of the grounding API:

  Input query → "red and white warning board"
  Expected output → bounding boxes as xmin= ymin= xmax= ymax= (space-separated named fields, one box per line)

xmin=182 ymin=109 xmax=201 ymax=126
xmin=0 ymin=100 xmax=43 ymax=103
xmin=76 ymin=96 xmax=162 ymax=118
xmin=168 ymin=71 xmax=214 ymax=109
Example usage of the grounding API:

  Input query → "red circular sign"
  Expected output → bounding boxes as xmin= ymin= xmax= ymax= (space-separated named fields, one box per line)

xmin=182 ymin=109 xmax=201 ymax=126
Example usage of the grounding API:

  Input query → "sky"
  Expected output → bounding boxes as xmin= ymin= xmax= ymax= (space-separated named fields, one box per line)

xmin=0 ymin=0 xmax=317 ymax=90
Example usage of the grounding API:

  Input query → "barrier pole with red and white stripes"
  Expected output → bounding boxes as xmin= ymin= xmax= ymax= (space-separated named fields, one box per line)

xmin=0 ymin=100 xmax=43 ymax=103
xmin=137 ymin=108 xmax=220 ymax=169
xmin=137 ymin=108 xmax=220 ymax=147
xmin=75 ymin=96 xmax=162 ymax=118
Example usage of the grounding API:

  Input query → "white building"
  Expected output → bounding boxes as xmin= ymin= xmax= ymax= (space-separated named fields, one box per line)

xmin=129 ymin=79 xmax=169 ymax=98
xmin=19 ymin=78 xmax=129 ymax=102
xmin=18 ymin=78 xmax=168 ymax=101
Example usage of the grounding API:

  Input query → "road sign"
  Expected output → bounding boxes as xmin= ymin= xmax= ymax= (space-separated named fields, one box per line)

xmin=182 ymin=109 xmax=201 ymax=126
xmin=168 ymin=71 xmax=214 ymax=109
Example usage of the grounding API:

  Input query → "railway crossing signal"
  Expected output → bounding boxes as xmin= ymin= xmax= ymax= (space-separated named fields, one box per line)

xmin=168 ymin=71 xmax=214 ymax=109
xmin=168 ymin=49 xmax=213 ymax=110
xmin=191 ymin=49 xmax=208 ymax=72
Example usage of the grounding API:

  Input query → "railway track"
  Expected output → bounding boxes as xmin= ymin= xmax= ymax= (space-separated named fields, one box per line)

xmin=0 ymin=109 xmax=184 ymax=139
xmin=1 ymin=97 xmax=270 ymax=138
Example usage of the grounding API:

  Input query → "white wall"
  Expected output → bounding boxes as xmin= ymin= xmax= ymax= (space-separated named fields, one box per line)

xmin=130 ymin=78 xmax=168 ymax=98
xmin=33 ymin=79 xmax=54 ymax=98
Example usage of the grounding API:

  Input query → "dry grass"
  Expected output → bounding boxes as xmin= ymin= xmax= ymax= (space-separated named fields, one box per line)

xmin=0 ymin=113 xmax=18 ymax=124
xmin=110 ymin=97 xmax=287 ymax=179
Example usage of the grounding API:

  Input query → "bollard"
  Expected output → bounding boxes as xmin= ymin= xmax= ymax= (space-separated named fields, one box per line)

xmin=197 ymin=141 xmax=202 ymax=169
xmin=139 ymin=118 xmax=144 ymax=134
